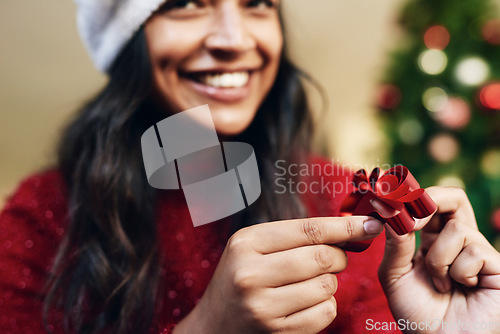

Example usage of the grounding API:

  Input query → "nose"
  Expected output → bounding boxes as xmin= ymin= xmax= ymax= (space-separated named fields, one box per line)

xmin=205 ymin=3 xmax=256 ymax=57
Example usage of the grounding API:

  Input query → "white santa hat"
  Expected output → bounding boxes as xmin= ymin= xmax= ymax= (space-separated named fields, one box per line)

xmin=74 ymin=0 xmax=165 ymax=73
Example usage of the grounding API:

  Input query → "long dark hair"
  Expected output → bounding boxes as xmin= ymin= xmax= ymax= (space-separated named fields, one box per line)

xmin=43 ymin=20 xmax=315 ymax=334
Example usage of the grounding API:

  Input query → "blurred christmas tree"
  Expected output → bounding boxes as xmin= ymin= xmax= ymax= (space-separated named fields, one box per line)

xmin=376 ymin=0 xmax=500 ymax=246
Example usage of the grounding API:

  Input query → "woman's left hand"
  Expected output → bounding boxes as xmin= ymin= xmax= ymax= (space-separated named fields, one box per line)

xmin=378 ymin=187 xmax=500 ymax=333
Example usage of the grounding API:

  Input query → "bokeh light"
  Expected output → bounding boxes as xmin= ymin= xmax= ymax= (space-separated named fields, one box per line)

xmin=435 ymin=97 xmax=471 ymax=130
xmin=428 ymin=134 xmax=460 ymax=163
xmin=439 ymin=98 xmax=471 ymax=129
xmin=482 ymin=19 xmax=500 ymax=45
xmin=424 ymin=25 xmax=450 ymax=50
xmin=481 ymin=149 xmax=500 ymax=178
xmin=455 ymin=56 xmax=490 ymax=86
xmin=422 ymin=87 xmax=448 ymax=112
xmin=479 ymin=82 xmax=500 ymax=110
xmin=437 ymin=175 xmax=466 ymax=189
xmin=418 ymin=49 xmax=448 ymax=75
xmin=376 ymin=84 xmax=402 ymax=110
xmin=398 ymin=119 xmax=424 ymax=145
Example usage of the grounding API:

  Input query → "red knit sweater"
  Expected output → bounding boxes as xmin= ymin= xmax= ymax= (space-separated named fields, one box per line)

xmin=0 ymin=163 xmax=400 ymax=333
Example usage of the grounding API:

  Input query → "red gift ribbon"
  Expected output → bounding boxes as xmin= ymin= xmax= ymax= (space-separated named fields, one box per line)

xmin=341 ymin=166 xmax=438 ymax=252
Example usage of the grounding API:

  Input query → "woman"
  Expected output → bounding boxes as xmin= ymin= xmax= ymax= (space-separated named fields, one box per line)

xmin=0 ymin=0 xmax=499 ymax=333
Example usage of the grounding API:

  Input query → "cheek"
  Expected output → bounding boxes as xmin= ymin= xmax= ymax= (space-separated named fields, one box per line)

xmin=145 ymin=17 xmax=204 ymax=70
xmin=145 ymin=19 xmax=207 ymax=111
xmin=250 ymin=22 xmax=283 ymax=93
xmin=253 ymin=19 xmax=283 ymax=64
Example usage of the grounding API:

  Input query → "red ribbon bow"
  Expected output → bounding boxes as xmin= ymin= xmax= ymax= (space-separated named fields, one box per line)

xmin=341 ymin=166 xmax=437 ymax=251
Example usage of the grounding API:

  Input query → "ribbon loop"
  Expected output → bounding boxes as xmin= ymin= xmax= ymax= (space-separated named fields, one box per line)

xmin=341 ymin=166 xmax=438 ymax=238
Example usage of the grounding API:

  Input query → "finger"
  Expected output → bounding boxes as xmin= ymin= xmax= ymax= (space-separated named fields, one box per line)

xmin=449 ymin=244 xmax=486 ymax=287
xmin=249 ymin=216 xmax=383 ymax=254
xmin=371 ymin=198 xmax=417 ymax=286
xmin=424 ymin=219 xmax=467 ymax=292
xmin=276 ymin=296 xmax=337 ymax=334
xmin=378 ymin=225 xmax=416 ymax=289
xmin=425 ymin=219 xmax=485 ymax=292
xmin=260 ymin=245 xmax=347 ymax=286
xmin=449 ymin=242 xmax=500 ymax=290
xmin=264 ymin=274 xmax=337 ymax=317
xmin=419 ymin=187 xmax=477 ymax=233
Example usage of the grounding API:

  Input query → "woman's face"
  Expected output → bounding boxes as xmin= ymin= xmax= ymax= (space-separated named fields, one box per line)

xmin=145 ymin=0 xmax=283 ymax=135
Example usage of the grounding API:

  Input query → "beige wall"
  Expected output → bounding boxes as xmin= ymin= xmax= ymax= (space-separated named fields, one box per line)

xmin=0 ymin=0 xmax=464 ymax=206
xmin=0 ymin=0 xmax=107 ymax=206
xmin=283 ymin=0 xmax=402 ymax=162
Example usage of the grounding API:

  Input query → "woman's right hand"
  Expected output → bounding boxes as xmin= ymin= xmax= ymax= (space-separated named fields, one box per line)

xmin=173 ymin=216 xmax=384 ymax=334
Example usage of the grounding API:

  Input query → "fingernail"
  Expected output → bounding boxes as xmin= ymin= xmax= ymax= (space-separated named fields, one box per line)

xmin=364 ymin=219 xmax=384 ymax=235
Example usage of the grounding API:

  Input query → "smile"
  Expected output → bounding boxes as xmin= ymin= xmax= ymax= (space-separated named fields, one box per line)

xmin=179 ymin=69 xmax=255 ymax=103
xmin=182 ymin=71 xmax=251 ymax=88
xmin=202 ymin=71 xmax=250 ymax=88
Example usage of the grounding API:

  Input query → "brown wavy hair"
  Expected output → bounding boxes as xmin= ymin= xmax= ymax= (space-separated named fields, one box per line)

xmin=43 ymin=16 xmax=317 ymax=334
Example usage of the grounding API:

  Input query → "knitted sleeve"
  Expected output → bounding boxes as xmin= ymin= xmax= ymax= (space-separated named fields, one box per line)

xmin=0 ymin=170 xmax=68 ymax=333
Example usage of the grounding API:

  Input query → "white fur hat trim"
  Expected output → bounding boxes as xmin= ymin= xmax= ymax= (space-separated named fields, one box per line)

xmin=74 ymin=0 xmax=165 ymax=72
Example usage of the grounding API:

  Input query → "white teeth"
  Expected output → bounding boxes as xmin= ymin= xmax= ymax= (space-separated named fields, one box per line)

xmin=200 ymin=72 xmax=250 ymax=88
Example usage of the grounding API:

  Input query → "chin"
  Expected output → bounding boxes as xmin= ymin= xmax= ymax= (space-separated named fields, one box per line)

xmin=213 ymin=119 xmax=253 ymax=136
xmin=214 ymin=115 xmax=253 ymax=136
xmin=210 ymin=107 xmax=258 ymax=137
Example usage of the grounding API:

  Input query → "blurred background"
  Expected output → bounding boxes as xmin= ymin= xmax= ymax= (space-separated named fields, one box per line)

xmin=1 ymin=0 xmax=499 ymax=244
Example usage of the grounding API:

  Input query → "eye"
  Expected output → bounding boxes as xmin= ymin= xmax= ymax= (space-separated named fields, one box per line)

xmin=159 ymin=0 xmax=201 ymax=12
xmin=246 ymin=0 xmax=276 ymax=9
xmin=172 ymin=0 xmax=198 ymax=9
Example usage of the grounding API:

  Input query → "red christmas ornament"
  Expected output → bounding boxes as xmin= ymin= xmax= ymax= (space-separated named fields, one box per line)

xmin=482 ymin=19 xmax=500 ymax=45
xmin=479 ymin=82 xmax=500 ymax=111
xmin=376 ymin=84 xmax=402 ymax=111
xmin=492 ymin=208 xmax=500 ymax=231
xmin=424 ymin=25 xmax=450 ymax=50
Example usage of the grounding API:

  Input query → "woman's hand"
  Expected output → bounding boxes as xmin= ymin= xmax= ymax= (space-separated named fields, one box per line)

xmin=174 ymin=216 xmax=384 ymax=334
xmin=378 ymin=187 xmax=500 ymax=333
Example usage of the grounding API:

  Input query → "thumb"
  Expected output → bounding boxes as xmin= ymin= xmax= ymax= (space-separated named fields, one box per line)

xmin=378 ymin=225 xmax=416 ymax=289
